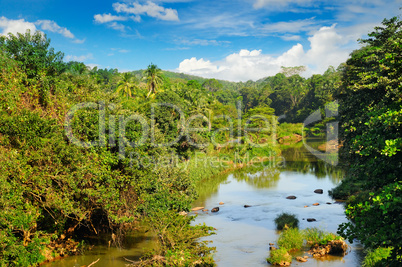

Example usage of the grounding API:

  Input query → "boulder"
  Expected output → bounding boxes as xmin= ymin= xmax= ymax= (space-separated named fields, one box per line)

xmin=312 ymin=203 xmax=320 ymax=206
xmin=314 ymin=189 xmax=324 ymax=194
xmin=244 ymin=205 xmax=252 ymax=208
xmin=309 ymin=240 xmax=349 ymax=257
xmin=286 ymin=195 xmax=297 ymax=199
xmin=307 ymin=218 xmax=316 ymax=222
xmin=296 ymin=256 xmax=307 ymax=262
xmin=219 ymin=202 xmax=224 ymax=205
xmin=211 ymin=207 xmax=219 ymax=212
xmin=191 ymin=207 xmax=204 ymax=211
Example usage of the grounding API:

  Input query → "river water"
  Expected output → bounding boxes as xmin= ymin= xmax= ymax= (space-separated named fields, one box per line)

xmin=191 ymin=140 xmax=364 ymax=266
xmin=43 ymin=140 xmax=363 ymax=266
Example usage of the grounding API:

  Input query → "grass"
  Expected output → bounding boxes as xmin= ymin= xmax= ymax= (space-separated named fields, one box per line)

xmin=277 ymin=122 xmax=303 ymax=138
xmin=267 ymin=247 xmax=292 ymax=265
xmin=277 ymin=228 xmax=304 ymax=251
xmin=274 ymin=212 xmax=299 ymax=230
xmin=303 ymin=227 xmax=342 ymax=245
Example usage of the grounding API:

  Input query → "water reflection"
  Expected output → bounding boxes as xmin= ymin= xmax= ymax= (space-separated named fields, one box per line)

xmin=192 ymin=139 xmax=362 ymax=267
xmin=232 ymin=167 xmax=281 ymax=189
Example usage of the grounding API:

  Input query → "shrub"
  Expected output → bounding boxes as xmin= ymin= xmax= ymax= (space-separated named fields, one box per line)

xmin=362 ymin=247 xmax=393 ymax=267
xmin=267 ymin=247 xmax=292 ymax=265
xmin=277 ymin=228 xmax=304 ymax=251
xmin=274 ymin=212 xmax=299 ymax=230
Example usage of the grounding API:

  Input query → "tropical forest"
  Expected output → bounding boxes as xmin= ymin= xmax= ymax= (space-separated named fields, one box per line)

xmin=0 ymin=8 xmax=401 ymax=267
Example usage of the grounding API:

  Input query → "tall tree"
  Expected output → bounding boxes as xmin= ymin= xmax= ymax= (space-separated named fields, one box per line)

xmin=116 ymin=72 xmax=137 ymax=99
xmin=144 ymin=63 xmax=163 ymax=98
xmin=0 ymin=30 xmax=64 ymax=78
xmin=333 ymin=16 xmax=402 ymax=265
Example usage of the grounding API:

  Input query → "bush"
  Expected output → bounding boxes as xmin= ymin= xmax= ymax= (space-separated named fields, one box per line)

xmin=274 ymin=212 xmax=299 ymax=230
xmin=267 ymin=247 xmax=292 ymax=265
xmin=277 ymin=228 xmax=304 ymax=251
xmin=362 ymin=247 xmax=393 ymax=267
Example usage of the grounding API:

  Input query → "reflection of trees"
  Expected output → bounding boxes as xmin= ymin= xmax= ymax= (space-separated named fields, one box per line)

xmin=232 ymin=166 xmax=281 ymax=189
xmin=194 ymin=140 xmax=345 ymax=204
xmin=281 ymin=140 xmax=345 ymax=184
xmin=195 ymin=173 xmax=229 ymax=204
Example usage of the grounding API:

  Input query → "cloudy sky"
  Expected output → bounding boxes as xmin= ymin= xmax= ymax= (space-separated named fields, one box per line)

xmin=1 ymin=0 xmax=401 ymax=81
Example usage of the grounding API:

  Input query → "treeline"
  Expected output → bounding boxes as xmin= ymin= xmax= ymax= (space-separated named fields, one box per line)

xmin=330 ymin=17 xmax=402 ymax=266
xmin=0 ymin=31 xmax=218 ymax=266
xmin=0 ymin=29 xmax=334 ymax=266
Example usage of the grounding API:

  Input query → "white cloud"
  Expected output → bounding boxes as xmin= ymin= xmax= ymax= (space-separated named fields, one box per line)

xmin=108 ymin=22 xmax=127 ymax=32
xmin=177 ymin=24 xmax=352 ymax=81
xmin=94 ymin=13 xmax=128 ymax=23
xmin=280 ymin=34 xmax=302 ymax=41
xmin=113 ymin=1 xmax=179 ymax=21
xmin=65 ymin=53 xmax=93 ymax=62
xmin=36 ymin=20 xmax=75 ymax=39
xmin=0 ymin=17 xmax=83 ymax=43
xmin=262 ymin=17 xmax=317 ymax=33
xmin=253 ymin=0 xmax=313 ymax=9
xmin=72 ymin=38 xmax=86 ymax=44
xmin=0 ymin=16 xmax=37 ymax=35
xmin=86 ymin=63 xmax=100 ymax=70
xmin=176 ymin=38 xmax=231 ymax=46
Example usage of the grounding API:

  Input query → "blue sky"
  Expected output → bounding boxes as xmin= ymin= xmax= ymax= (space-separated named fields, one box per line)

xmin=1 ymin=0 xmax=401 ymax=81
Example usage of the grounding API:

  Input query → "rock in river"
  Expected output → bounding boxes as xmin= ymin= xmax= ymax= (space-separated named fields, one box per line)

xmin=286 ymin=195 xmax=297 ymax=199
xmin=211 ymin=207 xmax=219 ymax=212
xmin=191 ymin=207 xmax=204 ymax=211
xmin=307 ymin=218 xmax=316 ymax=222
xmin=296 ymin=256 xmax=308 ymax=262
xmin=314 ymin=189 xmax=324 ymax=194
xmin=244 ymin=205 xmax=252 ymax=208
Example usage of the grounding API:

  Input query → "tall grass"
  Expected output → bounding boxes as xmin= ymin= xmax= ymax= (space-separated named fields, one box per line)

xmin=277 ymin=228 xmax=304 ymax=251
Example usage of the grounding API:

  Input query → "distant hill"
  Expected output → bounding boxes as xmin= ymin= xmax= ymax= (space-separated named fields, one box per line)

xmin=127 ymin=68 xmax=278 ymax=92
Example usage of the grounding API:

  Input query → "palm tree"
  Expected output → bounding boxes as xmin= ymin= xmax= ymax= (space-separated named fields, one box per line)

xmin=116 ymin=72 xmax=136 ymax=99
xmin=143 ymin=63 xmax=163 ymax=98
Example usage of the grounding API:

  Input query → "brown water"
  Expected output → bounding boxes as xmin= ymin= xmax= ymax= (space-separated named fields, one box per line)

xmin=41 ymin=231 xmax=155 ymax=266
xmin=191 ymin=140 xmax=364 ymax=266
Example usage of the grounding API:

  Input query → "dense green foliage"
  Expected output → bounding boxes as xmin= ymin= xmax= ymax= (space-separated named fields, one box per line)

xmin=330 ymin=16 xmax=402 ymax=265
xmin=2 ymin=16 xmax=398 ymax=266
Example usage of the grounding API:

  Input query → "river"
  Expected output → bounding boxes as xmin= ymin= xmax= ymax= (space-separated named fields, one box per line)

xmin=191 ymin=140 xmax=363 ymax=266
xmin=43 ymin=139 xmax=363 ymax=266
